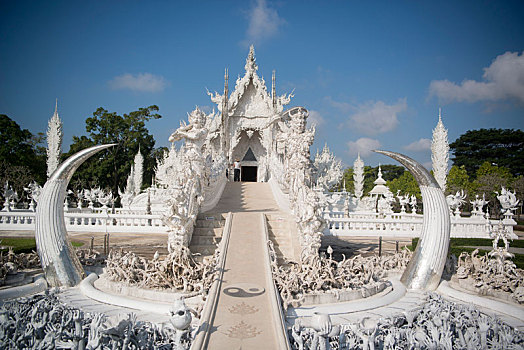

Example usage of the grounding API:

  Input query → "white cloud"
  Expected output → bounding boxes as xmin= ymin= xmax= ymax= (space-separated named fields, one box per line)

xmin=403 ymin=138 xmax=431 ymax=152
xmin=243 ymin=0 xmax=285 ymax=46
xmin=307 ymin=110 xmax=325 ymax=128
xmin=348 ymin=98 xmax=407 ymax=135
xmin=429 ymin=51 xmax=524 ymax=104
xmin=109 ymin=73 xmax=169 ymax=92
xmin=347 ymin=138 xmax=381 ymax=157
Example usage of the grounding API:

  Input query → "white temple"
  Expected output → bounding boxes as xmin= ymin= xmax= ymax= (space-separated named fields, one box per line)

xmin=207 ymin=45 xmax=293 ymax=182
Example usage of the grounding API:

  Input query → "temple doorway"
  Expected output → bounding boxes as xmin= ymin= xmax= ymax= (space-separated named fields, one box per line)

xmin=241 ymin=166 xmax=257 ymax=182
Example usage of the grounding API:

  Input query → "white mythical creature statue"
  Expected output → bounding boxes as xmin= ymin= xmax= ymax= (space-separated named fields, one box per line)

xmin=396 ymin=190 xmax=410 ymax=213
xmin=97 ymin=189 xmax=113 ymax=209
xmin=378 ymin=191 xmax=395 ymax=214
xmin=470 ymin=194 xmax=488 ymax=217
xmin=162 ymin=107 xmax=209 ymax=252
xmin=446 ymin=190 xmax=466 ymax=217
xmin=496 ymin=187 xmax=519 ymax=215
xmin=409 ymin=194 xmax=417 ymax=214
xmin=24 ymin=181 xmax=42 ymax=211
xmin=2 ymin=181 xmax=17 ymax=211
xmin=278 ymin=107 xmax=315 ymax=201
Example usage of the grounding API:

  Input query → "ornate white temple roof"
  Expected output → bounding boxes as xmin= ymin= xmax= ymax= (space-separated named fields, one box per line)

xmin=208 ymin=45 xmax=293 ymax=118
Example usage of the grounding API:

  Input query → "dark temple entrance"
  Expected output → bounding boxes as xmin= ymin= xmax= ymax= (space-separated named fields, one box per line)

xmin=241 ymin=166 xmax=257 ymax=182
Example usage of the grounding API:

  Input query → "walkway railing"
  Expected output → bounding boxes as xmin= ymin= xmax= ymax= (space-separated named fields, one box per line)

xmin=191 ymin=212 xmax=233 ymax=350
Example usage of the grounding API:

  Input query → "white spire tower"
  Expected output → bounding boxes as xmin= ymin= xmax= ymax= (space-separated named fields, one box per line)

xmin=46 ymin=99 xmax=63 ymax=178
xmin=133 ymin=146 xmax=144 ymax=195
xmin=431 ymin=108 xmax=449 ymax=192
xmin=353 ymin=153 xmax=364 ymax=200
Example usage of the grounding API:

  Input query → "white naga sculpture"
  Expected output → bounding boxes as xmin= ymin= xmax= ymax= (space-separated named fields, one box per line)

xmin=431 ymin=108 xmax=449 ymax=191
xmin=35 ymin=144 xmax=115 ymax=287
xmin=374 ymin=150 xmax=450 ymax=290
xmin=46 ymin=100 xmax=63 ymax=178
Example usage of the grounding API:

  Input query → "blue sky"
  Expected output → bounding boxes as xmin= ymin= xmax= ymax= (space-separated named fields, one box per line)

xmin=1 ymin=0 xmax=523 ymax=169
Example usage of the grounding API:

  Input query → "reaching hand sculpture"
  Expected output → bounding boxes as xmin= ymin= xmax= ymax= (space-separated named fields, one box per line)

xmin=374 ymin=150 xmax=450 ymax=291
xmin=35 ymin=144 xmax=115 ymax=287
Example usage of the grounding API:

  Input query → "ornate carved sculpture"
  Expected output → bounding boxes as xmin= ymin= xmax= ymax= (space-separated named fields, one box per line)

xmin=497 ymin=187 xmax=519 ymax=216
xmin=312 ymin=144 xmax=342 ymax=191
xmin=396 ymin=191 xmax=410 ymax=213
xmin=24 ymin=181 xmax=42 ymax=211
xmin=35 ymin=144 xmax=115 ymax=287
xmin=374 ymin=150 xmax=450 ymax=291
xmin=471 ymin=194 xmax=488 ymax=217
xmin=1 ymin=181 xmax=17 ymax=211
xmin=446 ymin=190 xmax=466 ymax=217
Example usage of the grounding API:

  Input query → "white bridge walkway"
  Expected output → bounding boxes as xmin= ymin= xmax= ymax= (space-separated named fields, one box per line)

xmin=200 ymin=182 xmax=289 ymax=349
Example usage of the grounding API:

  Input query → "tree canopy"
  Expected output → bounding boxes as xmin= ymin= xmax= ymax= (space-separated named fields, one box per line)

xmin=0 ymin=115 xmax=46 ymax=195
xmin=450 ymin=128 xmax=524 ymax=177
xmin=65 ymin=106 xmax=162 ymax=196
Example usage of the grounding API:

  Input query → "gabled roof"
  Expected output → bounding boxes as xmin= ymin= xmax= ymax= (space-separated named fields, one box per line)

xmin=208 ymin=45 xmax=293 ymax=118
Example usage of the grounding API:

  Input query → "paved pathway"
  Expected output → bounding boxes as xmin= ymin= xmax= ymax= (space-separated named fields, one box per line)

xmin=205 ymin=182 xmax=287 ymax=349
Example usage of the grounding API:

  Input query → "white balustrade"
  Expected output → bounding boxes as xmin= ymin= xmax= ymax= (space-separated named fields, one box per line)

xmin=0 ymin=210 xmax=168 ymax=234
xmin=324 ymin=211 xmax=513 ymax=238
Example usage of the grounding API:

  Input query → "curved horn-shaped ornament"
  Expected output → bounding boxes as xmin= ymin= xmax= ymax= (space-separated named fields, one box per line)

xmin=36 ymin=144 xmax=116 ymax=287
xmin=374 ymin=150 xmax=450 ymax=290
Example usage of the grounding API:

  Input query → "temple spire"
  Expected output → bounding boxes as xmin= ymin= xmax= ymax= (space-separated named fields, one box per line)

xmin=222 ymin=68 xmax=229 ymax=154
xmin=272 ymin=69 xmax=276 ymax=110
xmin=223 ymin=68 xmax=229 ymax=114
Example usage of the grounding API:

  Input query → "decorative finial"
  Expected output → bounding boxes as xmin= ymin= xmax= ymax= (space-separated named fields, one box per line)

xmin=54 ymin=98 xmax=58 ymax=116
xmin=245 ymin=45 xmax=258 ymax=73
xmin=438 ymin=107 xmax=442 ymax=122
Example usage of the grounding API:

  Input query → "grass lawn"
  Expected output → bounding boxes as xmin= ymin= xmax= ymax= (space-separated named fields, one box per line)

xmin=0 ymin=237 xmax=84 ymax=254
xmin=410 ymin=237 xmax=524 ymax=269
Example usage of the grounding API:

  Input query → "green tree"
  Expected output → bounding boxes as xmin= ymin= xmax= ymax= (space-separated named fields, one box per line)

xmin=65 ymin=106 xmax=162 ymax=196
xmin=387 ymin=170 xmax=421 ymax=199
xmin=446 ymin=165 xmax=471 ymax=195
xmin=450 ymin=128 xmax=524 ymax=177
xmin=0 ymin=115 xmax=46 ymax=197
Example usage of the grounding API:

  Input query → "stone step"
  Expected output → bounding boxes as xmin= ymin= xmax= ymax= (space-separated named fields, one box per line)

xmin=266 ymin=213 xmax=291 ymax=222
xmin=267 ymin=221 xmax=289 ymax=230
xmin=190 ymin=235 xmax=222 ymax=246
xmin=197 ymin=213 xmax=227 ymax=221
xmin=193 ymin=227 xmax=223 ymax=237
xmin=268 ymin=229 xmax=290 ymax=238
xmin=195 ymin=218 xmax=223 ymax=228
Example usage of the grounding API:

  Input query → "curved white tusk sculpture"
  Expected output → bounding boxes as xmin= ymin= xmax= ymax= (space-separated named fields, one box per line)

xmin=36 ymin=144 xmax=116 ymax=287
xmin=374 ymin=150 xmax=450 ymax=290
